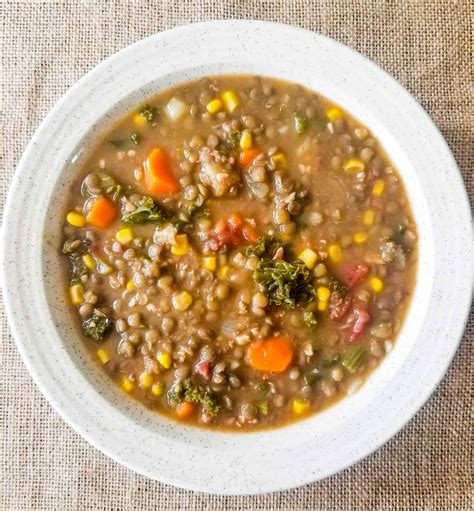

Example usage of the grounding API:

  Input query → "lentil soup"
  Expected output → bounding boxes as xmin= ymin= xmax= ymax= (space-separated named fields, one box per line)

xmin=62 ymin=75 xmax=417 ymax=430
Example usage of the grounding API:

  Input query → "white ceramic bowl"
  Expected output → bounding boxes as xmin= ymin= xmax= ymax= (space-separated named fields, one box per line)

xmin=1 ymin=21 xmax=472 ymax=495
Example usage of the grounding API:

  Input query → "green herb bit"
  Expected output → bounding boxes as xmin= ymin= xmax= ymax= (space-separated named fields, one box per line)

xmin=139 ymin=104 xmax=157 ymax=123
xmin=131 ymin=131 xmax=141 ymax=145
xmin=322 ymin=354 xmax=340 ymax=367
xmin=82 ymin=312 xmax=114 ymax=343
xmin=227 ymin=129 xmax=241 ymax=148
xmin=304 ymin=311 xmax=318 ymax=328
xmin=246 ymin=236 xmax=286 ymax=259
xmin=167 ymin=378 xmax=221 ymax=417
xmin=62 ymin=239 xmax=91 ymax=284
xmin=303 ymin=371 xmax=320 ymax=386
xmin=254 ymin=258 xmax=315 ymax=309
xmin=122 ymin=196 xmax=164 ymax=225
xmin=217 ymin=129 xmax=242 ymax=155
xmin=257 ymin=401 xmax=269 ymax=415
xmin=294 ymin=112 xmax=309 ymax=135
xmin=254 ymin=381 xmax=270 ymax=393
xmin=69 ymin=252 xmax=88 ymax=284
xmin=313 ymin=117 xmax=327 ymax=133
xmin=341 ymin=348 xmax=365 ymax=373
xmin=329 ymin=278 xmax=347 ymax=295
xmin=108 ymin=139 xmax=126 ymax=149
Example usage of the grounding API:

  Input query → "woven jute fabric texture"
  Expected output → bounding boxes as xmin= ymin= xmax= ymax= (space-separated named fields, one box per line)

xmin=1 ymin=1 xmax=472 ymax=509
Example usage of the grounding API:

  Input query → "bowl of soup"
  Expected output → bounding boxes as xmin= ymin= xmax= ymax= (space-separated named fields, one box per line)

xmin=1 ymin=21 xmax=472 ymax=494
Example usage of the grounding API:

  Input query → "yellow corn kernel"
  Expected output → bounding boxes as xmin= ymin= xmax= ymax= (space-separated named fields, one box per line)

xmin=97 ymin=349 xmax=110 ymax=364
xmin=326 ymin=107 xmax=343 ymax=122
xmin=317 ymin=300 xmax=329 ymax=312
xmin=221 ymin=90 xmax=240 ymax=112
xmin=202 ymin=256 xmax=217 ymax=271
xmin=372 ymin=179 xmax=385 ymax=197
xmin=157 ymin=353 xmax=172 ymax=370
xmin=328 ymin=244 xmax=343 ymax=263
xmin=116 ymin=228 xmax=134 ymax=245
xmin=66 ymin=211 xmax=86 ymax=227
xmin=342 ymin=158 xmax=365 ymax=173
xmin=369 ymin=277 xmax=384 ymax=293
xmin=171 ymin=234 xmax=189 ymax=256
xmin=292 ymin=398 xmax=310 ymax=415
xmin=151 ymin=382 xmax=164 ymax=397
xmin=298 ymin=248 xmax=318 ymax=269
xmin=271 ymin=152 xmax=287 ymax=168
xmin=139 ymin=372 xmax=154 ymax=389
xmin=69 ymin=284 xmax=84 ymax=305
xmin=239 ymin=130 xmax=253 ymax=149
xmin=126 ymin=279 xmax=136 ymax=291
xmin=122 ymin=376 xmax=135 ymax=393
xmin=317 ymin=286 xmax=331 ymax=301
xmin=363 ymin=209 xmax=375 ymax=226
xmin=172 ymin=291 xmax=193 ymax=311
xmin=354 ymin=232 xmax=368 ymax=244
xmin=82 ymin=254 xmax=96 ymax=270
xmin=218 ymin=265 xmax=231 ymax=280
xmin=133 ymin=113 xmax=146 ymax=126
xmin=206 ymin=98 xmax=223 ymax=114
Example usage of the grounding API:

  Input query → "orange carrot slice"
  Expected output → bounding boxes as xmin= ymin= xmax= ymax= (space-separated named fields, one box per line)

xmin=86 ymin=196 xmax=118 ymax=228
xmin=248 ymin=336 xmax=294 ymax=372
xmin=175 ymin=401 xmax=195 ymax=419
xmin=239 ymin=148 xmax=259 ymax=168
xmin=144 ymin=148 xmax=180 ymax=196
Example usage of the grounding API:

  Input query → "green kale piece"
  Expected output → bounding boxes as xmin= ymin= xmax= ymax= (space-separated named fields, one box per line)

xmin=122 ymin=196 xmax=164 ymax=225
xmin=167 ymin=378 xmax=221 ymax=417
xmin=82 ymin=312 xmax=113 ymax=343
xmin=246 ymin=236 xmax=285 ymax=259
xmin=139 ymin=104 xmax=157 ymax=123
xmin=254 ymin=259 xmax=315 ymax=308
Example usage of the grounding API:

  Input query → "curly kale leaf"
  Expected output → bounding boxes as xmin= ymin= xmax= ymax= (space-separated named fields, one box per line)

xmin=303 ymin=311 xmax=318 ymax=328
xmin=122 ymin=196 xmax=164 ymax=225
xmin=139 ymin=104 xmax=157 ymax=123
xmin=62 ymin=239 xmax=91 ymax=284
xmin=166 ymin=378 xmax=221 ymax=417
xmin=217 ymin=129 xmax=242 ymax=155
xmin=329 ymin=278 xmax=347 ymax=295
xmin=246 ymin=236 xmax=286 ymax=259
xmin=82 ymin=312 xmax=113 ymax=343
xmin=254 ymin=259 xmax=315 ymax=308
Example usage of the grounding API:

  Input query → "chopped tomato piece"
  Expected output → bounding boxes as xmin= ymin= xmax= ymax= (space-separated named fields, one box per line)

xmin=346 ymin=304 xmax=370 ymax=343
xmin=340 ymin=263 xmax=369 ymax=288
xmin=194 ymin=359 xmax=211 ymax=380
xmin=206 ymin=215 xmax=257 ymax=252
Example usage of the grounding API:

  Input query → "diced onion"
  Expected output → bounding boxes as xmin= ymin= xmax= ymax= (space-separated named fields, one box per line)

xmin=166 ymin=97 xmax=188 ymax=120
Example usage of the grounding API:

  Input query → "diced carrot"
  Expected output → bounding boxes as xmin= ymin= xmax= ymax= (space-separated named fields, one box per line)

xmin=242 ymin=223 xmax=258 ymax=243
xmin=239 ymin=148 xmax=259 ymax=168
xmin=175 ymin=401 xmax=195 ymax=419
xmin=227 ymin=213 xmax=243 ymax=228
xmin=86 ymin=197 xmax=118 ymax=228
xmin=248 ymin=336 xmax=294 ymax=372
xmin=144 ymin=148 xmax=180 ymax=196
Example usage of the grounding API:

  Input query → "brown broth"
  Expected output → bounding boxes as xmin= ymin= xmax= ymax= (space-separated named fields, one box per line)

xmin=61 ymin=75 xmax=418 ymax=430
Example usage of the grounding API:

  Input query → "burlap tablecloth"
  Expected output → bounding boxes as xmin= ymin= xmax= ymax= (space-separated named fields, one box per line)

xmin=1 ymin=1 xmax=472 ymax=509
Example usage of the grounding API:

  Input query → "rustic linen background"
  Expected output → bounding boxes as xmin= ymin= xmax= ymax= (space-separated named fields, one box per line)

xmin=1 ymin=1 xmax=472 ymax=509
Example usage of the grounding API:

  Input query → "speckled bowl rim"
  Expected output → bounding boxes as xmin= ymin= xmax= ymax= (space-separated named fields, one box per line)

xmin=1 ymin=21 xmax=472 ymax=495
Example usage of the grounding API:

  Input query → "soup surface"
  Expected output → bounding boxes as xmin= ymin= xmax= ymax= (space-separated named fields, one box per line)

xmin=62 ymin=75 xmax=417 ymax=429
